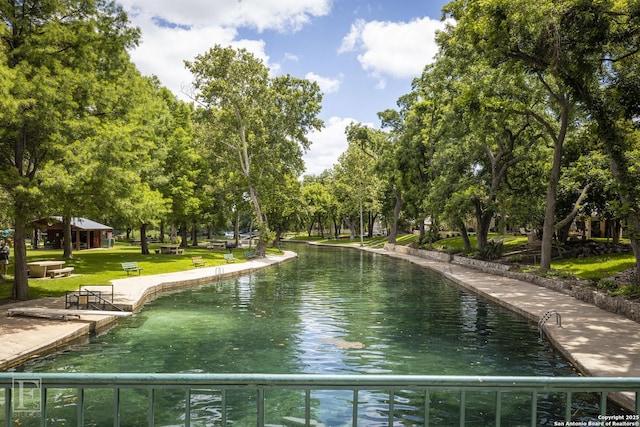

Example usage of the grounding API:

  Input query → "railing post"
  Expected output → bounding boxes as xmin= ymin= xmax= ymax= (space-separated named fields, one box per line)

xmin=459 ymin=390 xmax=465 ymax=427
xmin=352 ymin=390 xmax=358 ymax=427
xmin=77 ymin=387 xmax=85 ymax=426
xmin=5 ymin=386 xmax=12 ymax=426
xmin=565 ymin=391 xmax=572 ymax=422
xmin=257 ymin=387 xmax=265 ymax=427
xmin=148 ymin=388 xmax=154 ymax=427
xmin=388 ymin=389 xmax=395 ymax=426
xmin=221 ymin=389 xmax=227 ymax=426
xmin=305 ymin=389 xmax=311 ymax=427
xmin=41 ymin=387 xmax=47 ymax=427
xmin=495 ymin=390 xmax=502 ymax=427
xmin=185 ymin=389 xmax=190 ymax=426
xmin=114 ymin=388 xmax=120 ymax=427
xmin=530 ymin=391 xmax=537 ymax=427
xmin=424 ymin=390 xmax=430 ymax=427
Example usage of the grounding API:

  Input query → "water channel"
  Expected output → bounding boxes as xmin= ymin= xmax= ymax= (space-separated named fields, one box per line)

xmin=17 ymin=244 xmax=609 ymax=425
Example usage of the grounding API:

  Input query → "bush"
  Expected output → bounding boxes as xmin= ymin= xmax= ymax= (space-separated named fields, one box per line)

xmin=611 ymin=285 xmax=640 ymax=298
xmin=597 ymin=278 xmax=619 ymax=292
xmin=478 ymin=240 xmax=504 ymax=260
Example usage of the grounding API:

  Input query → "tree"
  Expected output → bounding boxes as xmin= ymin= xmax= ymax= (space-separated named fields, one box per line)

xmin=0 ymin=0 xmax=139 ymax=300
xmin=333 ymin=138 xmax=381 ymax=243
xmin=441 ymin=0 xmax=612 ymax=270
xmin=187 ymin=46 xmax=323 ymax=257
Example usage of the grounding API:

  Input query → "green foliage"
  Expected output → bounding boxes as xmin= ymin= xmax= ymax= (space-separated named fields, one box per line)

xmin=611 ymin=285 xmax=640 ymax=298
xmin=477 ymin=240 xmax=504 ymax=260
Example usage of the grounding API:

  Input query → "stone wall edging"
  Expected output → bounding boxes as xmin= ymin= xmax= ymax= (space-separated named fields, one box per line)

xmin=384 ymin=244 xmax=640 ymax=324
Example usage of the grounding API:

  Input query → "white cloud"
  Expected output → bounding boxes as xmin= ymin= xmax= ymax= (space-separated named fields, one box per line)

xmin=120 ymin=0 xmax=332 ymax=100
xmin=119 ymin=0 xmax=332 ymax=33
xmin=305 ymin=72 xmax=343 ymax=94
xmin=303 ymin=116 xmax=373 ymax=176
xmin=339 ymin=16 xmax=447 ymax=86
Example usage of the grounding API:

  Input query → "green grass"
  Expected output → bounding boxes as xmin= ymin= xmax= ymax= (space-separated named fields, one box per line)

xmin=289 ymin=232 xmax=418 ymax=248
xmin=0 ymin=242 xmax=277 ymax=302
xmin=432 ymin=234 xmax=528 ymax=253
xmin=551 ymin=253 xmax=636 ymax=280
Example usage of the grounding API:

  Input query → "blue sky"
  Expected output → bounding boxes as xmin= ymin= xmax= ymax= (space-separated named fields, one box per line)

xmin=118 ymin=0 xmax=450 ymax=175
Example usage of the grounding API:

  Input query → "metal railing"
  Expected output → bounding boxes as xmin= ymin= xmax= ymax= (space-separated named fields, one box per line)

xmin=1 ymin=374 xmax=639 ymax=426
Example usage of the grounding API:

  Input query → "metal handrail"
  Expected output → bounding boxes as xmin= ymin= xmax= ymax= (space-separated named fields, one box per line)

xmin=2 ymin=373 xmax=639 ymax=426
xmin=538 ymin=309 xmax=562 ymax=337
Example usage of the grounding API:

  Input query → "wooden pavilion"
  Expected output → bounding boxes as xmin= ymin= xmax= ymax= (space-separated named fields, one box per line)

xmin=33 ymin=217 xmax=114 ymax=250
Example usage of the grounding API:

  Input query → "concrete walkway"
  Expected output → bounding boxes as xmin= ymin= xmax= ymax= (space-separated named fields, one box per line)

xmin=1 ymin=246 xmax=639 ymax=409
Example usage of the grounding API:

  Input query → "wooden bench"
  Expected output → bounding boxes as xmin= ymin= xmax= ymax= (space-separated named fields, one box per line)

xmin=121 ymin=262 xmax=143 ymax=276
xmin=48 ymin=267 xmax=74 ymax=278
xmin=223 ymin=253 xmax=237 ymax=263
xmin=192 ymin=256 xmax=206 ymax=267
xmin=244 ymin=250 xmax=256 ymax=259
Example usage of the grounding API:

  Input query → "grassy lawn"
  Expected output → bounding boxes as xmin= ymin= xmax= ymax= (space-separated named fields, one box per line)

xmin=432 ymin=234 xmax=528 ymax=253
xmin=0 ymin=242 xmax=271 ymax=302
xmin=551 ymin=253 xmax=636 ymax=280
xmin=289 ymin=232 xmax=418 ymax=248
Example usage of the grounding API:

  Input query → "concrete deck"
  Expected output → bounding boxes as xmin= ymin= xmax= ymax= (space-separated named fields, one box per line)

xmin=1 ymin=247 xmax=639 ymax=410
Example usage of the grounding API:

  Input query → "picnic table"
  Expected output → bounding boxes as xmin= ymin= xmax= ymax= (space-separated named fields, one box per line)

xmin=160 ymin=245 xmax=183 ymax=255
xmin=28 ymin=261 xmax=65 ymax=278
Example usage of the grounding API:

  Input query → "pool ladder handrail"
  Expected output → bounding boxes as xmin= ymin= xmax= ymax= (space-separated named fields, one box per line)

xmin=538 ymin=309 xmax=562 ymax=337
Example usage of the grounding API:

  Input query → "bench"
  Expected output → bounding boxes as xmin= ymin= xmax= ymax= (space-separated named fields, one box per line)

xmin=223 ymin=253 xmax=237 ymax=263
xmin=192 ymin=256 xmax=206 ymax=267
xmin=121 ymin=262 xmax=143 ymax=276
xmin=244 ymin=250 xmax=256 ymax=259
xmin=48 ymin=267 xmax=74 ymax=278
xmin=206 ymin=241 xmax=226 ymax=249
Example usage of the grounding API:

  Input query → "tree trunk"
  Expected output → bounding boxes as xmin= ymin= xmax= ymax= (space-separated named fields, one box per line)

xmin=389 ymin=190 xmax=403 ymax=244
xmin=12 ymin=198 xmax=30 ymax=300
xmin=63 ymin=215 xmax=74 ymax=259
xmin=333 ymin=219 xmax=340 ymax=239
xmin=191 ymin=223 xmax=198 ymax=247
xmin=140 ymin=224 xmax=150 ymax=255
xmin=180 ymin=222 xmax=188 ymax=248
xmin=476 ymin=212 xmax=494 ymax=252
xmin=539 ymin=141 xmax=562 ymax=270
xmin=472 ymin=196 xmax=492 ymax=251
xmin=612 ymin=219 xmax=621 ymax=245
xmin=458 ymin=219 xmax=471 ymax=254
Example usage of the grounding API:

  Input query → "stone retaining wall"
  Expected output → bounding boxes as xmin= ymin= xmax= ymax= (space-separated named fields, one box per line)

xmin=384 ymin=244 xmax=452 ymax=263
xmin=384 ymin=244 xmax=640 ymax=324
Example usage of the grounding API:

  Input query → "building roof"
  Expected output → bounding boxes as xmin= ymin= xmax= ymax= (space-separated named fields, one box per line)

xmin=49 ymin=216 xmax=113 ymax=230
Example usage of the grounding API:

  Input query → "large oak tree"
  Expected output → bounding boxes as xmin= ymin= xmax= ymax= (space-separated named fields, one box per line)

xmin=0 ymin=0 xmax=139 ymax=299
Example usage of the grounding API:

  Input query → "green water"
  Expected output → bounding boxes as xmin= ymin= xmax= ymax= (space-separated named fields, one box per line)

xmin=18 ymin=245 xmax=606 ymax=425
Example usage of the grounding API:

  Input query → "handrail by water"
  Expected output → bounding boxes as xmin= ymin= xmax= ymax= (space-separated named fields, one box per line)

xmin=538 ymin=309 xmax=562 ymax=337
xmin=2 ymin=373 xmax=638 ymax=426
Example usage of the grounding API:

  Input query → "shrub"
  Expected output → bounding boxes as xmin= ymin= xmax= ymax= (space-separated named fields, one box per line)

xmin=478 ymin=240 xmax=504 ymax=260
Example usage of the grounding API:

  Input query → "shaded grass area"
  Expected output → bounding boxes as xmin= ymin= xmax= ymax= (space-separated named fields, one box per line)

xmin=288 ymin=232 xmax=417 ymax=248
xmin=432 ymin=234 xmax=528 ymax=254
xmin=0 ymin=242 xmax=275 ymax=302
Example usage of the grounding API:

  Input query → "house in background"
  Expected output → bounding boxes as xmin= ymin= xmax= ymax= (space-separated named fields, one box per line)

xmin=32 ymin=217 xmax=114 ymax=250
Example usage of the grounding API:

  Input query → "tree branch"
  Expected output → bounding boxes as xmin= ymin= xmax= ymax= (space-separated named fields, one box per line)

xmin=554 ymin=183 xmax=592 ymax=231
